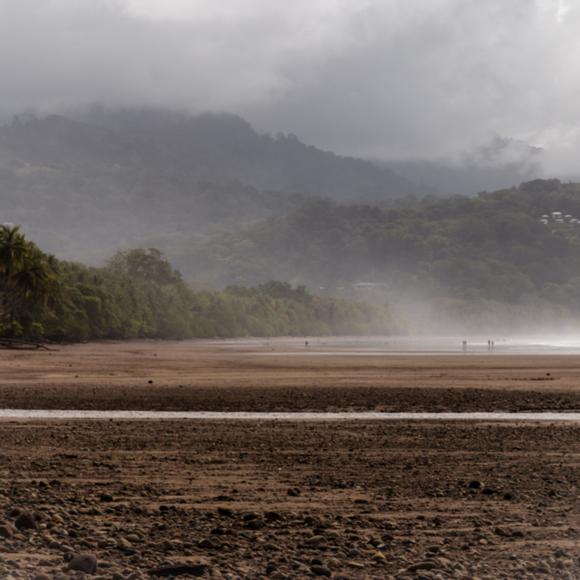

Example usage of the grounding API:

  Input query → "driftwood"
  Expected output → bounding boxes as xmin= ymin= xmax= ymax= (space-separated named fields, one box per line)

xmin=0 ymin=337 xmax=57 ymax=351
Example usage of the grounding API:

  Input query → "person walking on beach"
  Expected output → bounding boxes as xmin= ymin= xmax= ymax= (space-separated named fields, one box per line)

xmin=462 ymin=340 xmax=467 ymax=353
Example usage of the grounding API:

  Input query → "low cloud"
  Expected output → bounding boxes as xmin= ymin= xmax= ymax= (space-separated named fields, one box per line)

xmin=1 ymin=0 xmax=579 ymax=174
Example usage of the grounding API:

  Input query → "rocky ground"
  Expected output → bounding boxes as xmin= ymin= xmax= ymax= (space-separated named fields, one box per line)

xmin=0 ymin=340 xmax=578 ymax=578
xmin=0 ymin=420 xmax=578 ymax=579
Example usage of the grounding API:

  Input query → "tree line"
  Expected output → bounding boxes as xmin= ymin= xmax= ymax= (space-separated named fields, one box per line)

xmin=0 ymin=226 xmax=400 ymax=341
xmin=179 ymin=179 xmax=580 ymax=330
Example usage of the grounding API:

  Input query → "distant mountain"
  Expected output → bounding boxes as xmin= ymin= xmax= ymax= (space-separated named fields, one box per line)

xmin=177 ymin=178 xmax=580 ymax=331
xmin=0 ymin=109 xmax=423 ymax=262
xmin=181 ymin=178 xmax=580 ymax=301
xmin=389 ymin=136 xmax=543 ymax=196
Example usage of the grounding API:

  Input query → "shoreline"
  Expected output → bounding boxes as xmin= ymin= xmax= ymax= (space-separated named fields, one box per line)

xmin=0 ymin=340 xmax=579 ymax=412
xmin=0 ymin=340 xmax=578 ymax=577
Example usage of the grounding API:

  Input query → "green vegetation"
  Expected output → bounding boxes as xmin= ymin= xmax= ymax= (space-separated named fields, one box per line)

xmin=0 ymin=227 xmax=400 ymax=341
xmin=183 ymin=179 xmax=580 ymax=329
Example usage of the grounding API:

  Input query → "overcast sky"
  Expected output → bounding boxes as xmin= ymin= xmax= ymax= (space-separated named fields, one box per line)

xmin=0 ymin=0 xmax=578 ymax=171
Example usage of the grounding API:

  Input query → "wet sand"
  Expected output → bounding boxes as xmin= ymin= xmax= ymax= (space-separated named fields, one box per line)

xmin=0 ymin=340 xmax=579 ymax=578
xmin=0 ymin=339 xmax=579 ymax=411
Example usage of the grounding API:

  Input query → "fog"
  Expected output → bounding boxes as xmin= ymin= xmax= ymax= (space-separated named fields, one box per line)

xmin=4 ymin=1 xmax=580 ymax=339
xmin=1 ymin=0 xmax=580 ymax=176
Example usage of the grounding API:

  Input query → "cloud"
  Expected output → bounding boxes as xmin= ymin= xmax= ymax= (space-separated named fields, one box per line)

xmin=0 ymin=0 xmax=579 ymax=173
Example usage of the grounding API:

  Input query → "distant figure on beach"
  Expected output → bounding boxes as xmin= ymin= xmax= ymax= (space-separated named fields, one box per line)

xmin=462 ymin=340 xmax=467 ymax=353
xmin=491 ymin=340 xmax=495 ymax=352
xmin=305 ymin=340 xmax=309 ymax=347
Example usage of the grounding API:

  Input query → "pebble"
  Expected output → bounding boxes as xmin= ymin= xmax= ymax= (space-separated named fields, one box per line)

xmin=310 ymin=565 xmax=331 ymax=577
xmin=14 ymin=511 xmax=39 ymax=531
xmin=68 ymin=553 xmax=98 ymax=574
xmin=0 ymin=523 xmax=16 ymax=538
xmin=148 ymin=564 xmax=208 ymax=577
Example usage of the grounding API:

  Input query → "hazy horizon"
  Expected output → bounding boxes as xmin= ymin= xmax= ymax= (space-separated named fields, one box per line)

xmin=0 ymin=0 xmax=579 ymax=180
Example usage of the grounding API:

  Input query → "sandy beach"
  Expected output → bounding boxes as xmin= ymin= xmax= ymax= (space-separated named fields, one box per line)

xmin=0 ymin=339 xmax=578 ymax=578
xmin=0 ymin=339 xmax=579 ymax=412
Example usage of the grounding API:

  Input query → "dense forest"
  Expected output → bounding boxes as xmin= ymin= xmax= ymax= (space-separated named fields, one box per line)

xmin=183 ymin=179 xmax=580 ymax=331
xmin=1 ymin=109 xmax=575 ymax=333
xmin=0 ymin=226 xmax=400 ymax=342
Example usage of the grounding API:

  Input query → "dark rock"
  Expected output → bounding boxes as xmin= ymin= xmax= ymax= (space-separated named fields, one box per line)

xmin=14 ymin=511 xmax=38 ymax=530
xmin=311 ymin=565 xmax=331 ymax=577
xmin=468 ymin=480 xmax=483 ymax=489
xmin=149 ymin=564 xmax=208 ymax=577
xmin=266 ymin=563 xmax=277 ymax=574
xmin=100 ymin=493 xmax=114 ymax=502
xmin=287 ymin=488 xmax=301 ymax=497
xmin=217 ymin=507 xmax=234 ymax=518
xmin=68 ymin=553 xmax=98 ymax=574
xmin=265 ymin=511 xmax=283 ymax=522
xmin=407 ymin=560 xmax=438 ymax=572
xmin=0 ymin=522 xmax=16 ymax=538
xmin=212 ymin=526 xmax=227 ymax=535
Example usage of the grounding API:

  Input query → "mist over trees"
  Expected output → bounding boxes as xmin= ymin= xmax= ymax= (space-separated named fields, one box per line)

xmin=182 ymin=179 xmax=580 ymax=332
xmin=0 ymin=227 xmax=400 ymax=342
xmin=1 ymin=108 xmax=579 ymax=334
xmin=0 ymin=109 xmax=540 ymax=265
xmin=0 ymin=110 xmax=425 ymax=263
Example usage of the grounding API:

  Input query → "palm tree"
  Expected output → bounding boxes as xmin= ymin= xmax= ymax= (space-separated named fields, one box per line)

xmin=0 ymin=225 xmax=60 ymax=333
xmin=0 ymin=225 xmax=27 ymax=278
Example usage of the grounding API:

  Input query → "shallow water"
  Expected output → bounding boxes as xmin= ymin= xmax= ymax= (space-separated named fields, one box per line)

xmin=0 ymin=410 xmax=578 ymax=421
xmin=233 ymin=335 xmax=580 ymax=355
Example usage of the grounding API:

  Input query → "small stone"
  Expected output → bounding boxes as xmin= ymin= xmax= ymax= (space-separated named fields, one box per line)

xmin=0 ymin=523 xmax=16 ymax=538
xmin=306 ymin=535 xmax=325 ymax=546
xmin=68 ymin=553 xmax=98 ymax=574
xmin=198 ymin=538 xmax=219 ymax=549
xmin=407 ymin=560 xmax=438 ymax=572
xmin=15 ymin=511 xmax=38 ymax=530
xmin=310 ymin=565 xmax=331 ymax=577
xmin=148 ymin=564 xmax=207 ymax=577
xmin=217 ymin=507 xmax=234 ymax=518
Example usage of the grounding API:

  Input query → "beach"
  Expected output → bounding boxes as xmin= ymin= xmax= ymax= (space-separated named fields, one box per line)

xmin=0 ymin=339 xmax=578 ymax=578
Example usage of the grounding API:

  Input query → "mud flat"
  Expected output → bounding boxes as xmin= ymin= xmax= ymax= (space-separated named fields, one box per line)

xmin=0 ymin=340 xmax=579 ymax=578
xmin=0 ymin=339 xmax=579 ymax=412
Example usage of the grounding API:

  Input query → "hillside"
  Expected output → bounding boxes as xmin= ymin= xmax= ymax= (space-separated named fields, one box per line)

xmin=0 ymin=110 xmax=421 ymax=261
xmin=181 ymin=179 xmax=580 ymax=330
